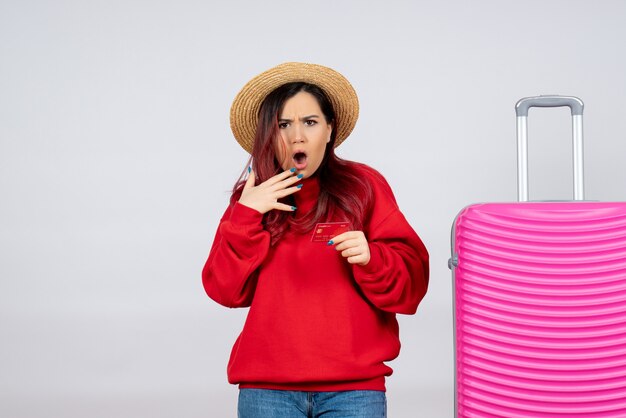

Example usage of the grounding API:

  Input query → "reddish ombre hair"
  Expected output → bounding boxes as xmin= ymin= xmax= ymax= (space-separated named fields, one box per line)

xmin=230 ymin=82 xmax=373 ymax=245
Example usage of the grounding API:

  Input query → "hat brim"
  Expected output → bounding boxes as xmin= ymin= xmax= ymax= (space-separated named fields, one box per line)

xmin=230 ymin=62 xmax=359 ymax=154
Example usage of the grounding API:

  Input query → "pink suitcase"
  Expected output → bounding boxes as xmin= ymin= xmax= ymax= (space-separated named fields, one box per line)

xmin=449 ymin=96 xmax=626 ymax=417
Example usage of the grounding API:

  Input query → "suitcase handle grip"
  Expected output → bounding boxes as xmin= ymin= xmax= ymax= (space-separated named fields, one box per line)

xmin=515 ymin=96 xmax=584 ymax=117
xmin=515 ymin=95 xmax=585 ymax=202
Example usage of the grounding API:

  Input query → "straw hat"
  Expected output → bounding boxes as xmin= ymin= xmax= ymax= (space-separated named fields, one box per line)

xmin=230 ymin=62 xmax=359 ymax=154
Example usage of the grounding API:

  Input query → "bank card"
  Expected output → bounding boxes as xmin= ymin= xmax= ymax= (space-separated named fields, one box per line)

xmin=311 ymin=222 xmax=350 ymax=242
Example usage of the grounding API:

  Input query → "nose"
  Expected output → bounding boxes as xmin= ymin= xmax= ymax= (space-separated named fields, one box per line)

xmin=291 ymin=124 xmax=305 ymax=143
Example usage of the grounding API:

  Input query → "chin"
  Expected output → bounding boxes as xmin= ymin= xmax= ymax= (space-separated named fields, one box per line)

xmin=302 ymin=165 xmax=321 ymax=178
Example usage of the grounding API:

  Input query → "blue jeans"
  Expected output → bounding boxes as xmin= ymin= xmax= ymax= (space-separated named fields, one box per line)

xmin=238 ymin=389 xmax=387 ymax=418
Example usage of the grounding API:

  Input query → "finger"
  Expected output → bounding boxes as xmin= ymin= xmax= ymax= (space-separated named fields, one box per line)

xmin=334 ymin=235 xmax=365 ymax=251
xmin=273 ymin=173 xmax=304 ymax=191
xmin=341 ymin=246 xmax=362 ymax=258
xmin=273 ymin=202 xmax=298 ymax=212
xmin=335 ymin=239 xmax=359 ymax=252
xmin=329 ymin=231 xmax=360 ymax=247
xmin=328 ymin=231 xmax=350 ymax=245
xmin=266 ymin=168 xmax=298 ymax=186
xmin=347 ymin=254 xmax=367 ymax=265
xmin=243 ymin=169 xmax=256 ymax=189
xmin=274 ymin=185 xmax=303 ymax=199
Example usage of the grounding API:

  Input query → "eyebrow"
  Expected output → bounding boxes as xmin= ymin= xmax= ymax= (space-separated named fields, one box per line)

xmin=278 ymin=114 xmax=321 ymax=122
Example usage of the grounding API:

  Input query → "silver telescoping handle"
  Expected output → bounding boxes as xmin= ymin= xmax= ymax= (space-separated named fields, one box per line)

xmin=515 ymin=95 xmax=585 ymax=202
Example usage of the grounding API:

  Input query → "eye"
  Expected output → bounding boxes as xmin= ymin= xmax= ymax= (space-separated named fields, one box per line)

xmin=304 ymin=119 xmax=317 ymax=126
xmin=278 ymin=122 xmax=289 ymax=129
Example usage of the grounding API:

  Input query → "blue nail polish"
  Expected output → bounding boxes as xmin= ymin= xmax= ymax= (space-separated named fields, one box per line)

xmin=247 ymin=166 xmax=251 ymax=173
xmin=291 ymin=206 xmax=297 ymax=211
xmin=297 ymin=184 xmax=303 ymax=189
xmin=297 ymin=174 xmax=304 ymax=179
xmin=290 ymin=168 xmax=296 ymax=173
xmin=327 ymin=240 xmax=334 ymax=246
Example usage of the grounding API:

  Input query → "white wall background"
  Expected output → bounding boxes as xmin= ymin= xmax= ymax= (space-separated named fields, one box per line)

xmin=2 ymin=0 xmax=626 ymax=417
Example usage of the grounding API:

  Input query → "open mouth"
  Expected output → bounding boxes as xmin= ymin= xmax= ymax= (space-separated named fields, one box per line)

xmin=292 ymin=151 xmax=308 ymax=170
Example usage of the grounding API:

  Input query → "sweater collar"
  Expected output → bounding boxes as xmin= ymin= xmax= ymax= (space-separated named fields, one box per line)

xmin=294 ymin=175 xmax=320 ymax=215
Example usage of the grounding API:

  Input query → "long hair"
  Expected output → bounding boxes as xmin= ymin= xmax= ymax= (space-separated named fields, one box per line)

xmin=230 ymin=82 xmax=373 ymax=245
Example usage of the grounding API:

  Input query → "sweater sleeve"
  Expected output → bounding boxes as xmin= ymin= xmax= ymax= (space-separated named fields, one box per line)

xmin=202 ymin=201 xmax=271 ymax=308
xmin=351 ymin=169 xmax=430 ymax=315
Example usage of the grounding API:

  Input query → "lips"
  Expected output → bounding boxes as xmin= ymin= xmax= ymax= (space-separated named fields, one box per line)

xmin=292 ymin=151 xmax=308 ymax=170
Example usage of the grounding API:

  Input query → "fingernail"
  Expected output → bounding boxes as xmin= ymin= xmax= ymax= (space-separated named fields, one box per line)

xmin=297 ymin=184 xmax=303 ymax=189
xmin=248 ymin=166 xmax=251 ymax=173
xmin=297 ymin=174 xmax=304 ymax=179
xmin=327 ymin=240 xmax=334 ymax=246
xmin=290 ymin=168 xmax=296 ymax=173
xmin=291 ymin=206 xmax=297 ymax=211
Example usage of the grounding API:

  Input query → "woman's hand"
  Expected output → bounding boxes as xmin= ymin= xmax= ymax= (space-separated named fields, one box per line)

xmin=238 ymin=168 xmax=302 ymax=214
xmin=329 ymin=231 xmax=371 ymax=266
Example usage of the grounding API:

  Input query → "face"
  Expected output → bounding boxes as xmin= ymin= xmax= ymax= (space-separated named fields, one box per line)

xmin=274 ymin=91 xmax=333 ymax=178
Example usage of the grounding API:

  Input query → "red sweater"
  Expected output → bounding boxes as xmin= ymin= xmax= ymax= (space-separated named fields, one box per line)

xmin=202 ymin=164 xmax=429 ymax=391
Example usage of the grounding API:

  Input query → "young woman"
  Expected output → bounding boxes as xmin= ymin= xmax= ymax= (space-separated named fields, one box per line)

xmin=202 ymin=62 xmax=429 ymax=417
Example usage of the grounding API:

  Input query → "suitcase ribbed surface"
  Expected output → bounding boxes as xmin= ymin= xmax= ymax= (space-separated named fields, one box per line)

xmin=453 ymin=202 xmax=626 ymax=417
